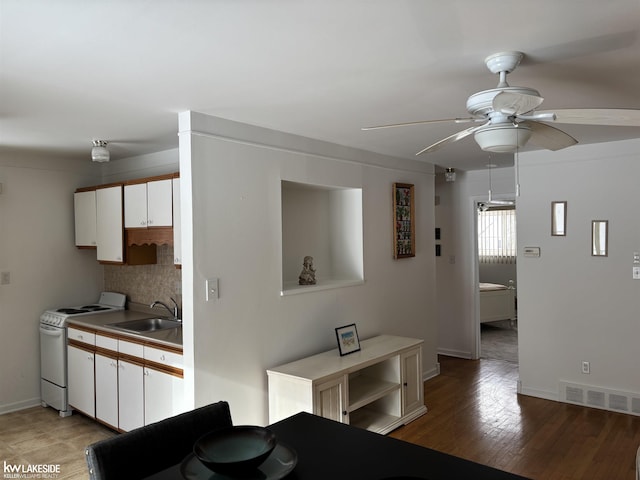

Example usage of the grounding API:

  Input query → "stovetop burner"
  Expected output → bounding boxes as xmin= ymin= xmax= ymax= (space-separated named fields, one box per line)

xmin=80 ymin=305 xmax=111 ymax=311
xmin=57 ymin=308 xmax=90 ymax=314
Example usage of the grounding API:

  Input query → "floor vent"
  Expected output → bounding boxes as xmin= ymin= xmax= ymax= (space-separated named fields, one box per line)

xmin=559 ymin=381 xmax=640 ymax=417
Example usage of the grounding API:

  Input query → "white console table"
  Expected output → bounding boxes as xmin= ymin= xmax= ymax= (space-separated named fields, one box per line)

xmin=267 ymin=335 xmax=427 ymax=434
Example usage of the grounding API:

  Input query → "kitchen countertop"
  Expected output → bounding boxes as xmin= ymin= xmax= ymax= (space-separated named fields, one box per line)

xmin=66 ymin=310 xmax=182 ymax=348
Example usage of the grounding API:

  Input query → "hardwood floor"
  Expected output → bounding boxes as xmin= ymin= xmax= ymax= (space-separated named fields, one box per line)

xmin=2 ymin=358 xmax=638 ymax=479
xmin=390 ymin=355 xmax=640 ymax=480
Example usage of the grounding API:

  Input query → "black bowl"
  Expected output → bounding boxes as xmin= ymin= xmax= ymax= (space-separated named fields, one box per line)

xmin=193 ymin=426 xmax=277 ymax=474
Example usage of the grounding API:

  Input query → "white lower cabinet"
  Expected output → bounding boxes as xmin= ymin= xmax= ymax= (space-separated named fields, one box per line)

xmin=267 ymin=335 xmax=427 ymax=435
xmin=67 ymin=327 xmax=182 ymax=431
xmin=67 ymin=344 xmax=95 ymax=418
xmin=95 ymin=353 xmax=119 ymax=428
xmin=314 ymin=375 xmax=348 ymax=423
xmin=143 ymin=366 xmax=185 ymax=425
xmin=401 ymin=347 xmax=423 ymax=415
xmin=118 ymin=359 xmax=145 ymax=431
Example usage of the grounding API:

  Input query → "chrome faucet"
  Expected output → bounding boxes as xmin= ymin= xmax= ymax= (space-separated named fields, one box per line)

xmin=150 ymin=297 xmax=180 ymax=321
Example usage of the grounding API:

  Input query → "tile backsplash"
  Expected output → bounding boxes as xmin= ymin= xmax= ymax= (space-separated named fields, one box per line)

xmin=104 ymin=244 xmax=182 ymax=309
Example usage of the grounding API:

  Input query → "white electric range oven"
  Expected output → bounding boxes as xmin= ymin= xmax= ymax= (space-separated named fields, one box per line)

xmin=39 ymin=292 xmax=126 ymax=416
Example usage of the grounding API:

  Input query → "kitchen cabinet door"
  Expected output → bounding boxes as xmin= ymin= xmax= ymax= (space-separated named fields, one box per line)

xmin=401 ymin=347 xmax=423 ymax=416
xmin=74 ymin=190 xmax=97 ymax=247
xmin=95 ymin=353 xmax=118 ymax=429
xmin=124 ymin=179 xmax=172 ymax=228
xmin=143 ymin=366 xmax=185 ymax=425
xmin=118 ymin=359 xmax=144 ymax=432
xmin=124 ymin=183 xmax=147 ymax=228
xmin=147 ymin=179 xmax=172 ymax=227
xmin=172 ymin=177 xmax=181 ymax=265
xmin=67 ymin=344 xmax=95 ymax=418
xmin=96 ymin=185 xmax=124 ymax=263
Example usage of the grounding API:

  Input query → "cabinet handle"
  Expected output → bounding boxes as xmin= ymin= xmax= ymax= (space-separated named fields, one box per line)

xmin=342 ymin=411 xmax=347 ymax=416
xmin=160 ymin=354 xmax=166 ymax=361
xmin=403 ymin=382 xmax=408 ymax=387
xmin=148 ymin=219 xmax=153 ymax=225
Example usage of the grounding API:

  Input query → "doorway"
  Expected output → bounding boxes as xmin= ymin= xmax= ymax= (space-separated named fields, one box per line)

xmin=476 ymin=202 xmax=518 ymax=363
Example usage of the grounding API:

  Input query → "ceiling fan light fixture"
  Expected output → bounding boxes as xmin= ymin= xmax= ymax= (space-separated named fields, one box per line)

xmin=474 ymin=124 xmax=531 ymax=153
xmin=91 ymin=140 xmax=110 ymax=162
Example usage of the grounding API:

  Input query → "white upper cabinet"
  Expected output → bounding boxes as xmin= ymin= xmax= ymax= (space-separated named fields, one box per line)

xmin=125 ymin=179 xmax=173 ymax=228
xmin=74 ymin=190 xmax=97 ymax=247
xmin=172 ymin=177 xmax=181 ymax=265
xmin=96 ymin=185 xmax=124 ymax=263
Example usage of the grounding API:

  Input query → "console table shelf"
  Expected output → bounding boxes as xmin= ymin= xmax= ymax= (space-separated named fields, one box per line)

xmin=267 ymin=335 xmax=427 ymax=435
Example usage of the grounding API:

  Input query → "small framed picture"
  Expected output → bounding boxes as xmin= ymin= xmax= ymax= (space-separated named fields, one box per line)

xmin=335 ymin=323 xmax=361 ymax=356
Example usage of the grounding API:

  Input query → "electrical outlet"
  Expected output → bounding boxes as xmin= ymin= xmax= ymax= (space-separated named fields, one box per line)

xmin=581 ymin=361 xmax=590 ymax=374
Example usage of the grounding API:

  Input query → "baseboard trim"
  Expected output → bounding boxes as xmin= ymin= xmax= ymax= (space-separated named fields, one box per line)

xmin=423 ymin=362 xmax=440 ymax=381
xmin=518 ymin=385 xmax=559 ymax=402
xmin=0 ymin=397 xmax=42 ymax=415
xmin=437 ymin=348 xmax=472 ymax=359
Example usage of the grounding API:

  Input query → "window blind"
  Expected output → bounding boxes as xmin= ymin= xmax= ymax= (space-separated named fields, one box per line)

xmin=478 ymin=207 xmax=516 ymax=264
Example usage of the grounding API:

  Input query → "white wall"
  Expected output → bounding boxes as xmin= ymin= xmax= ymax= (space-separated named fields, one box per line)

xmin=435 ymin=166 xmax=516 ymax=359
xmin=179 ymin=112 xmax=437 ymax=425
xmin=517 ymin=138 xmax=640 ymax=400
xmin=0 ymin=153 xmax=104 ymax=413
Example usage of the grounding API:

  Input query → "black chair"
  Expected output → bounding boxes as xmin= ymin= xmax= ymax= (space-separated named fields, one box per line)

xmin=85 ymin=401 xmax=233 ymax=479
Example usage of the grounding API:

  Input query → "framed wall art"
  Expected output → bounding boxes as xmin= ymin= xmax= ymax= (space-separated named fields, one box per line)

xmin=393 ymin=183 xmax=415 ymax=259
xmin=335 ymin=323 xmax=361 ymax=356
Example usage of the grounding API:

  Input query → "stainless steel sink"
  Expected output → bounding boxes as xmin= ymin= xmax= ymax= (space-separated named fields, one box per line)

xmin=108 ymin=317 xmax=181 ymax=333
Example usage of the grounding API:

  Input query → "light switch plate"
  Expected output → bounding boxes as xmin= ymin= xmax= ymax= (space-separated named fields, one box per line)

xmin=206 ymin=278 xmax=219 ymax=301
xmin=633 ymin=266 xmax=640 ymax=280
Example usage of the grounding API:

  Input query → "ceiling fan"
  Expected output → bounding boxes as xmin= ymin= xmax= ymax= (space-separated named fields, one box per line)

xmin=362 ymin=51 xmax=640 ymax=156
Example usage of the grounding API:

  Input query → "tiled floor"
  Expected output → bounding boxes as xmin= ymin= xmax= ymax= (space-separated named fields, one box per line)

xmin=0 ymin=406 xmax=115 ymax=479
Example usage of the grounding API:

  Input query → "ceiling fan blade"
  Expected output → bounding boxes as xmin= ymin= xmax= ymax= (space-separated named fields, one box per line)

xmin=493 ymin=91 xmax=544 ymax=115
xmin=536 ymin=108 xmax=640 ymax=127
xmin=524 ymin=121 xmax=578 ymax=151
xmin=415 ymin=123 xmax=488 ymax=156
xmin=362 ymin=117 xmax=483 ymax=131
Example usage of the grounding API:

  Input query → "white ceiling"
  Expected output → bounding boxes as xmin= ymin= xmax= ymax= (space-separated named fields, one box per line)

xmin=2 ymin=0 xmax=639 ymax=171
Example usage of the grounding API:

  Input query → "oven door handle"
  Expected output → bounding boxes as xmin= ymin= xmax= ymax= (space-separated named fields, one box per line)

xmin=40 ymin=325 xmax=64 ymax=337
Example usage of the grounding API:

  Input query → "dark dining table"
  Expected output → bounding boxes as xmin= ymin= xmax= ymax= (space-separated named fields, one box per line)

xmin=144 ymin=411 xmax=530 ymax=480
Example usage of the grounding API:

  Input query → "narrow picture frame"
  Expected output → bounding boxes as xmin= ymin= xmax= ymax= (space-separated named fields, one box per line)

xmin=393 ymin=183 xmax=415 ymax=259
xmin=335 ymin=323 xmax=361 ymax=356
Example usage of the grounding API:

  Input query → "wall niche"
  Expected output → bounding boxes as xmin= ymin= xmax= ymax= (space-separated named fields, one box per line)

xmin=281 ymin=180 xmax=364 ymax=295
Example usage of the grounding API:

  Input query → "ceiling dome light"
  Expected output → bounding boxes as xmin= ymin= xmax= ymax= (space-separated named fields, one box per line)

xmin=91 ymin=140 xmax=110 ymax=162
xmin=473 ymin=124 xmax=531 ymax=153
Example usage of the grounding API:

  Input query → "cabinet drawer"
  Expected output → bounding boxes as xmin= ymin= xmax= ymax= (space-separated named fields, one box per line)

xmin=96 ymin=334 xmax=118 ymax=351
xmin=68 ymin=327 xmax=95 ymax=346
xmin=144 ymin=345 xmax=182 ymax=369
xmin=119 ymin=339 xmax=144 ymax=358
